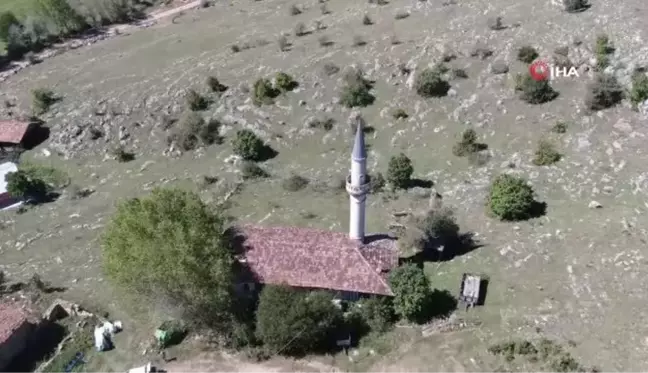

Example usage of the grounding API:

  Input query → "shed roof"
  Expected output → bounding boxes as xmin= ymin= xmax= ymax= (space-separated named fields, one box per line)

xmin=0 ymin=301 xmax=28 ymax=345
xmin=0 ymin=120 xmax=31 ymax=144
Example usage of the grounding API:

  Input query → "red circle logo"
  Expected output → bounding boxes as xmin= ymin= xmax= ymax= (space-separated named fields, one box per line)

xmin=529 ymin=61 xmax=550 ymax=81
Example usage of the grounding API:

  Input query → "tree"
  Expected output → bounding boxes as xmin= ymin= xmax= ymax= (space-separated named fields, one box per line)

xmin=0 ymin=11 xmax=20 ymax=42
xmin=102 ymin=188 xmax=235 ymax=325
xmin=515 ymin=73 xmax=558 ymax=104
xmin=357 ymin=296 xmax=395 ymax=334
xmin=5 ymin=170 xmax=49 ymax=201
xmin=35 ymin=0 xmax=87 ymax=36
xmin=415 ymin=68 xmax=450 ymax=98
xmin=387 ymin=153 xmax=413 ymax=189
xmin=255 ymin=285 xmax=342 ymax=356
xmin=389 ymin=264 xmax=431 ymax=322
xmin=232 ymin=129 xmax=265 ymax=161
xmin=487 ymin=174 xmax=536 ymax=221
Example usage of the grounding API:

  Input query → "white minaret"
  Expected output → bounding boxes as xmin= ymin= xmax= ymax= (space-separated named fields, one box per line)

xmin=345 ymin=118 xmax=370 ymax=243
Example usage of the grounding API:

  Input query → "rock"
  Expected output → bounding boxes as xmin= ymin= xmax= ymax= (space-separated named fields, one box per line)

xmin=43 ymin=303 xmax=68 ymax=322
xmin=588 ymin=201 xmax=602 ymax=209
xmin=491 ymin=61 xmax=509 ymax=74
xmin=613 ymin=118 xmax=633 ymax=133
xmin=298 ymin=100 xmax=306 ymax=106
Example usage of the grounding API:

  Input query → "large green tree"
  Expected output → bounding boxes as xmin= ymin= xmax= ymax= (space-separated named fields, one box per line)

xmin=389 ymin=264 xmax=431 ymax=322
xmin=387 ymin=153 xmax=414 ymax=189
xmin=5 ymin=170 xmax=49 ymax=201
xmin=256 ymin=285 xmax=343 ymax=356
xmin=102 ymin=188 xmax=235 ymax=325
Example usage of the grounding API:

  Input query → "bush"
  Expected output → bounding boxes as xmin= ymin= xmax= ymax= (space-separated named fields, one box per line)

xmin=294 ymin=22 xmax=306 ymax=36
xmin=240 ymin=161 xmax=269 ymax=180
xmin=275 ymin=72 xmax=298 ymax=92
xmin=35 ymin=0 xmax=88 ymax=36
xmin=256 ymin=286 xmax=342 ymax=356
xmin=339 ymin=70 xmax=375 ymax=108
xmin=362 ymin=14 xmax=372 ymax=25
xmin=514 ymin=73 xmax=558 ymax=104
xmin=252 ymin=78 xmax=279 ymax=105
xmin=389 ymin=264 xmax=431 ymax=322
xmin=564 ymin=0 xmax=589 ymax=12
xmin=323 ymin=63 xmax=340 ymax=76
xmin=112 ymin=145 xmax=135 ymax=162
xmin=6 ymin=25 xmax=30 ymax=59
xmin=487 ymin=16 xmax=503 ymax=31
xmin=307 ymin=117 xmax=335 ymax=131
xmin=232 ymin=129 xmax=266 ymax=161
xmin=414 ymin=68 xmax=450 ymax=98
xmin=487 ymin=174 xmax=536 ymax=221
xmin=206 ymin=76 xmax=227 ymax=93
xmin=171 ymin=111 xmax=221 ymax=151
xmin=368 ymin=172 xmax=385 ymax=193
xmin=32 ymin=88 xmax=57 ymax=114
xmin=532 ymin=140 xmax=561 ymax=166
xmin=452 ymin=128 xmax=486 ymax=157
xmin=399 ymin=208 xmax=460 ymax=253
xmin=594 ymin=34 xmax=612 ymax=70
xmin=392 ymin=108 xmax=408 ymax=120
xmin=357 ymin=297 xmax=395 ymax=334
xmin=517 ymin=46 xmax=538 ymax=64
xmin=282 ymin=173 xmax=309 ymax=192
xmin=0 ymin=11 xmax=20 ymax=42
xmin=387 ymin=153 xmax=413 ymax=189
xmin=185 ymin=89 xmax=208 ymax=111
xmin=551 ymin=121 xmax=568 ymax=134
xmin=584 ymin=74 xmax=623 ymax=111
xmin=289 ymin=4 xmax=301 ymax=15
xmin=102 ymin=188 xmax=235 ymax=325
xmin=630 ymin=72 xmax=648 ymax=107
xmin=5 ymin=170 xmax=50 ymax=201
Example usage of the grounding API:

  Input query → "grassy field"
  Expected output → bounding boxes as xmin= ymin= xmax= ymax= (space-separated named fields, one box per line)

xmin=1 ymin=0 xmax=648 ymax=371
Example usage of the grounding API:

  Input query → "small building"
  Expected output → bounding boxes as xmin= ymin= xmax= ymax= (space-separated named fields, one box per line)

xmin=0 ymin=162 xmax=22 ymax=210
xmin=234 ymin=119 xmax=399 ymax=299
xmin=0 ymin=302 xmax=33 ymax=371
xmin=0 ymin=120 xmax=34 ymax=150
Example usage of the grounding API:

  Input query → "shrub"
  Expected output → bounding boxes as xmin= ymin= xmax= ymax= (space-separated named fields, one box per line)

xmin=103 ymin=188 xmax=235 ymax=325
xmin=252 ymin=78 xmax=279 ymax=105
xmin=357 ymin=297 xmax=395 ymax=334
xmin=451 ymin=68 xmax=468 ymax=79
xmin=362 ymin=14 xmax=373 ymax=25
xmin=452 ymin=128 xmax=486 ymax=157
xmin=414 ymin=68 xmax=450 ymax=98
xmin=392 ymin=108 xmax=408 ymax=120
xmin=564 ymin=0 xmax=589 ymax=12
xmin=594 ymin=34 xmax=613 ymax=70
xmin=630 ymin=72 xmax=648 ymax=107
xmin=320 ymin=4 xmax=330 ymax=14
xmin=32 ymin=88 xmax=57 ymax=114
xmin=368 ymin=172 xmax=386 ymax=193
xmin=487 ymin=174 xmax=536 ymax=221
xmin=323 ymin=62 xmax=339 ymax=76
xmin=515 ymin=73 xmax=558 ymax=104
xmin=5 ymin=25 xmax=29 ymax=59
xmin=289 ymin=4 xmax=301 ymax=15
xmin=533 ymin=140 xmax=561 ymax=166
xmin=232 ymin=129 xmax=265 ymax=161
xmin=399 ymin=208 xmax=460 ymax=253
xmin=394 ymin=11 xmax=409 ymax=19
xmin=487 ymin=16 xmax=503 ymax=31
xmin=0 ymin=11 xmax=20 ymax=42
xmin=294 ymin=22 xmax=306 ymax=36
xmin=387 ymin=153 xmax=413 ymax=189
xmin=171 ymin=111 xmax=221 ymax=151
xmin=307 ymin=117 xmax=335 ymax=131
xmin=185 ymin=89 xmax=208 ymax=111
xmin=256 ymin=286 xmax=342 ymax=356
xmin=551 ymin=121 xmax=568 ymax=133
xmin=389 ymin=264 xmax=431 ymax=322
xmin=240 ymin=161 xmax=269 ymax=180
xmin=278 ymin=35 xmax=290 ymax=51
xmin=5 ymin=170 xmax=49 ymax=201
xmin=282 ymin=174 xmax=309 ymax=192
xmin=517 ymin=46 xmax=538 ymax=64
xmin=206 ymin=76 xmax=227 ymax=93
xmin=339 ymin=70 xmax=375 ymax=108
xmin=112 ymin=145 xmax=135 ymax=162
xmin=584 ymin=74 xmax=623 ymax=111
xmin=275 ymin=72 xmax=298 ymax=92
xmin=352 ymin=35 xmax=366 ymax=47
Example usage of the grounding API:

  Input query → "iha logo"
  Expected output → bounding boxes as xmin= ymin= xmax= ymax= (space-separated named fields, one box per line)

xmin=529 ymin=61 xmax=579 ymax=81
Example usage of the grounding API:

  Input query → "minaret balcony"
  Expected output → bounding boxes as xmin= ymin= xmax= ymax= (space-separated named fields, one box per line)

xmin=346 ymin=175 xmax=370 ymax=196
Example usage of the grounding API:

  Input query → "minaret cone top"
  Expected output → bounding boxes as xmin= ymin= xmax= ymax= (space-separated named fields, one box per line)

xmin=352 ymin=119 xmax=367 ymax=160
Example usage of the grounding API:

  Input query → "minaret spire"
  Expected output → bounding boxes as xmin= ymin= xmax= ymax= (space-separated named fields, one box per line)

xmin=346 ymin=116 xmax=370 ymax=243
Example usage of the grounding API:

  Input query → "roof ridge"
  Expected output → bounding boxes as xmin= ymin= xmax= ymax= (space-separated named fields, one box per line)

xmin=353 ymin=244 xmax=394 ymax=296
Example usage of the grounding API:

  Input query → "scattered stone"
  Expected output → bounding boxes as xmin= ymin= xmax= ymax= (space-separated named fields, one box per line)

xmin=491 ymin=61 xmax=509 ymax=74
xmin=588 ymin=201 xmax=602 ymax=209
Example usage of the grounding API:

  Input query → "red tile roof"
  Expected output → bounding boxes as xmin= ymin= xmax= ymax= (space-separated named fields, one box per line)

xmin=236 ymin=225 xmax=399 ymax=296
xmin=0 ymin=120 xmax=31 ymax=144
xmin=0 ymin=301 xmax=28 ymax=345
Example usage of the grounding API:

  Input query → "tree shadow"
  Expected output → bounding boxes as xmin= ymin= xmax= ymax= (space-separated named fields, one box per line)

xmin=403 ymin=232 xmax=485 ymax=264
xmin=565 ymin=3 xmax=591 ymax=13
xmin=528 ymin=201 xmax=547 ymax=219
xmin=255 ymin=145 xmax=278 ymax=162
xmin=412 ymin=289 xmax=458 ymax=324
xmin=407 ymin=178 xmax=434 ymax=189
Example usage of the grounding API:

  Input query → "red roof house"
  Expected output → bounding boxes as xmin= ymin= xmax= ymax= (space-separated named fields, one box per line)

xmin=0 ymin=301 xmax=32 ymax=370
xmin=235 ymin=225 xmax=399 ymax=296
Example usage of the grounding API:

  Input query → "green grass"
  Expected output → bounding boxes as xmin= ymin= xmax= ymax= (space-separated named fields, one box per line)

xmin=42 ymin=323 xmax=95 ymax=373
xmin=21 ymin=160 xmax=71 ymax=189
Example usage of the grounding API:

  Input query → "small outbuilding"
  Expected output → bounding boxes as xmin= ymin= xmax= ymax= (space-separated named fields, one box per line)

xmin=0 ymin=120 xmax=34 ymax=149
xmin=0 ymin=301 xmax=33 ymax=371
